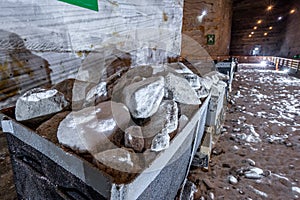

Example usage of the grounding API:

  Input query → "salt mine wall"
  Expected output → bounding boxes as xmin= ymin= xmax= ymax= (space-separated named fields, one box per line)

xmin=181 ymin=0 xmax=233 ymax=60
xmin=0 ymin=0 xmax=184 ymax=108
xmin=279 ymin=0 xmax=300 ymax=58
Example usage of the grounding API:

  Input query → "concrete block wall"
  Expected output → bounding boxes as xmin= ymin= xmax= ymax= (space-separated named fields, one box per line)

xmin=0 ymin=0 xmax=183 ymax=108
xmin=181 ymin=0 xmax=233 ymax=60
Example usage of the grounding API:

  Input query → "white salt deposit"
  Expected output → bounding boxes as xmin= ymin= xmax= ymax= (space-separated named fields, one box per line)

xmin=21 ymin=89 xmax=58 ymax=102
xmin=248 ymin=185 xmax=268 ymax=198
xmin=292 ymin=187 xmax=300 ymax=194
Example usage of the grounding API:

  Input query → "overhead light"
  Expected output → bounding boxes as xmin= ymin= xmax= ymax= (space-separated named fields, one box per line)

xmin=197 ymin=10 xmax=207 ymax=22
xmin=251 ymin=32 xmax=254 ymax=34
xmin=264 ymin=32 xmax=268 ymax=36
xmin=278 ymin=16 xmax=283 ymax=20
xmin=267 ymin=5 xmax=273 ymax=11
xmin=249 ymin=34 xmax=252 ymax=37
xmin=255 ymin=47 xmax=259 ymax=50
xmin=257 ymin=20 xmax=262 ymax=24
xmin=290 ymin=9 xmax=296 ymax=14
xmin=253 ymin=26 xmax=258 ymax=30
xmin=269 ymin=26 xmax=273 ymax=30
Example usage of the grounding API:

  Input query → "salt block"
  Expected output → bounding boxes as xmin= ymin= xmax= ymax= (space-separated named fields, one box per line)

xmin=151 ymin=131 xmax=170 ymax=152
xmin=57 ymin=101 xmax=131 ymax=154
xmin=196 ymin=87 xmax=209 ymax=99
xmin=182 ymin=73 xmax=201 ymax=89
xmin=123 ymin=76 xmax=164 ymax=118
xmin=124 ymin=126 xmax=144 ymax=152
xmin=15 ymin=88 xmax=69 ymax=121
xmin=113 ymin=65 xmax=154 ymax=95
xmin=93 ymin=148 xmax=142 ymax=173
xmin=199 ymin=77 xmax=213 ymax=90
xmin=165 ymin=73 xmax=201 ymax=105
xmin=84 ymin=82 xmax=108 ymax=106
xmin=178 ymin=115 xmax=189 ymax=132
xmin=142 ymin=100 xmax=178 ymax=149
xmin=52 ymin=79 xmax=95 ymax=110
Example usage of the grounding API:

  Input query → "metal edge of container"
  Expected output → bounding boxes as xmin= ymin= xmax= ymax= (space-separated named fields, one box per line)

xmin=0 ymin=95 xmax=210 ymax=199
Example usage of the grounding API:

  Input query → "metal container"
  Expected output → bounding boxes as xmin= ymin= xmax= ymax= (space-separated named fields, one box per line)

xmin=1 ymin=97 xmax=210 ymax=200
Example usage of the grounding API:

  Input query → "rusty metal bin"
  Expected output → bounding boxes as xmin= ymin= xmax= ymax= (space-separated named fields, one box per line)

xmin=1 ymin=97 xmax=209 ymax=200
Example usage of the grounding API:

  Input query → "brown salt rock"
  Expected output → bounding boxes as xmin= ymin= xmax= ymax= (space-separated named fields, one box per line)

xmin=124 ymin=126 xmax=144 ymax=152
xmin=93 ymin=148 xmax=142 ymax=174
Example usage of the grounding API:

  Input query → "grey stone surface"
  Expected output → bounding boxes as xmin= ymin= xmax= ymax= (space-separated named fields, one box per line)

xmin=124 ymin=126 xmax=144 ymax=152
xmin=57 ymin=101 xmax=131 ymax=154
xmin=93 ymin=148 xmax=141 ymax=173
xmin=15 ymin=88 xmax=69 ymax=121
xmin=123 ymin=76 xmax=165 ymax=118
xmin=165 ymin=73 xmax=201 ymax=105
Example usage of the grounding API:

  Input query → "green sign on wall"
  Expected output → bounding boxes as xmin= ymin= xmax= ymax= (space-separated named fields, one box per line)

xmin=207 ymin=34 xmax=215 ymax=45
xmin=59 ymin=0 xmax=99 ymax=11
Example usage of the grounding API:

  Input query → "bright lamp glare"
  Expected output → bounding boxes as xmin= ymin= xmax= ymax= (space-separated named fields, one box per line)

xmin=283 ymin=68 xmax=290 ymax=73
xmin=260 ymin=61 xmax=267 ymax=66
xmin=202 ymin=10 xmax=207 ymax=16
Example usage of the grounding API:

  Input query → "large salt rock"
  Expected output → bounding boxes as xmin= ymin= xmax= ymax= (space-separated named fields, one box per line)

xmin=151 ymin=131 xmax=170 ymax=152
xmin=15 ymin=88 xmax=69 ymax=121
xmin=52 ymin=79 xmax=95 ymax=110
xmin=179 ymin=104 xmax=199 ymax=118
xmin=178 ymin=115 xmax=189 ymax=132
xmin=196 ymin=87 xmax=209 ymax=99
xmin=112 ymin=66 xmax=154 ymax=103
xmin=72 ymin=80 xmax=97 ymax=110
xmin=113 ymin=66 xmax=153 ymax=93
xmin=165 ymin=62 xmax=194 ymax=74
xmin=124 ymin=126 xmax=144 ymax=152
xmin=204 ymin=73 xmax=219 ymax=85
xmin=93 ymin=148 xmax=141 ymax=173
xmin=211 ymin=81 xmax=227 ymax=97
xmin=142 ymin=100 xmax=178 ymax=149
xmin=165 ymin=73 xmax=201 ymax=105
xmin=57 ymin=101 xmax=131 ymax=153
xmin=123 ymin=76 xmax=164 ymax=118
xmin=84 ymin=82 xmax=108 ymax=107
xmin=205 ymin=71 xmax=229 ymax=81
xmin=182 ymin=73 xmax=201 ymax=89
xmin=199 ymin=77 xmax=213 ymax=90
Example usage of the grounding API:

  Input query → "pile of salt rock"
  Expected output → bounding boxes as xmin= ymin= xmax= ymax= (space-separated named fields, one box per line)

xmin=15 ymin=62 xmax=228 ymax=174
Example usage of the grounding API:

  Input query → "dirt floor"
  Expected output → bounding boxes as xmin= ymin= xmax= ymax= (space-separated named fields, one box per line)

xmin=188 ymin=64 xmax=300 ymax=200
xmin=0 ymin=64 xmax=299 ymax=199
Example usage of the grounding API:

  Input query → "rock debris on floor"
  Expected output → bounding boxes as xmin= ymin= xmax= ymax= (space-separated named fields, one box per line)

xmin=0 ymin=64 xmax=300 ymax=200
xmin=188 ymin=64 xmax=300 ymax=200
